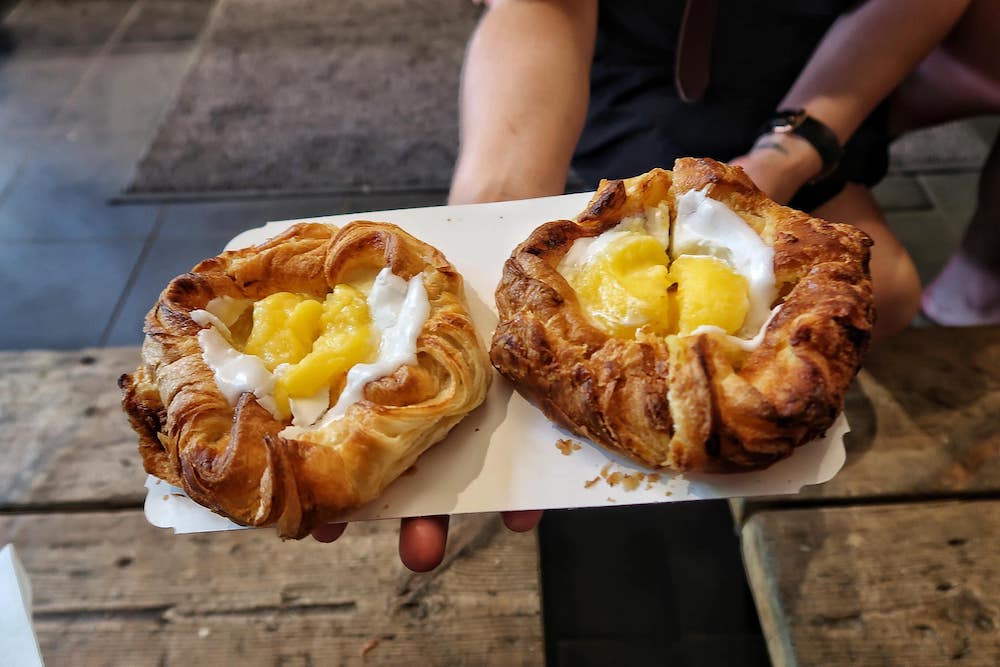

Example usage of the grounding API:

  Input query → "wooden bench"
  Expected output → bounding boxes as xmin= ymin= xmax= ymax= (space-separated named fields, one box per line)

xmin=0 ymin=348 xmax=544 ymax=666
xmin=737 ymin=326 xmax=1000 ymax=666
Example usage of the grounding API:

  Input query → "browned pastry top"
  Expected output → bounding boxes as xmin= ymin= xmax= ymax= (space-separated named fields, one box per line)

xmin=120 ymin=222 xmax=490 ymax=537
xmin=490 ymin=158 xmax=874 ymax=471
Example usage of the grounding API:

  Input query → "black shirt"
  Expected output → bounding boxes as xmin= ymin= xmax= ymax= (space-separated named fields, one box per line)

xmin=572 ymin=0 xmax=888 ymax=210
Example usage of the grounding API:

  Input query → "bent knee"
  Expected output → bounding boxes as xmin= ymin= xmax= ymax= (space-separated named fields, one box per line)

xmin=812 ymin=184 xmax=922 ymax=342
xmin=872 ymin=247 xmax=922 ymax=341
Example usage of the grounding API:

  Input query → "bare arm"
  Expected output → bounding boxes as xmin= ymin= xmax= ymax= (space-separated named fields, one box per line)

xmin=325 ymin=1 xmax=596 ymax=571
xmin=448 ymin=0 xmax=598 ymax=204
xmin=735 ymin=0 xmax=971 ymax=203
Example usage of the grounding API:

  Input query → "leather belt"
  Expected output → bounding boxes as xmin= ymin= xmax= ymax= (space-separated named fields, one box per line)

xmin=674 ymin=0 xmax=719 ymax=104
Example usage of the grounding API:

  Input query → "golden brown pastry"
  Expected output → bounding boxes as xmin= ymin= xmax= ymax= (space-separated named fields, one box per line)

xmin=120 ymin=221 xmax=490 ymax=538
xmin=491 ymin=158 xmax=874 ymax=471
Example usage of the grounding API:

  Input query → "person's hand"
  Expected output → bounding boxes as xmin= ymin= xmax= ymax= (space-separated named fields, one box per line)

xmin=312 ymin=510 xmax=543 ymax=572
xmin=729 ymin=131 xmax=824 ymax=205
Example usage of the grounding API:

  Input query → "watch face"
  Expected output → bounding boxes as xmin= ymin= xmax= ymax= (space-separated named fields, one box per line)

xmin=772 ymin=110 xmax=806 ymax=134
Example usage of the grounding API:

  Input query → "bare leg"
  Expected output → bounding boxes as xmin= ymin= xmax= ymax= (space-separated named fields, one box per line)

xmin=920 ymin=139 xmax=1000 ymax=326
xmin=812 ymin=184 xmax=923 ymax=345
xmin=890 ymin=0 xmax=1000 ymax=326
xmin=890 ymin=0 xmax=1000 ymax=135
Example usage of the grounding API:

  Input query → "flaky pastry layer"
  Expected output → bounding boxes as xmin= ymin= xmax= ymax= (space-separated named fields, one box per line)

xmin=490 ymin=158 xmax=874 ymax=471
xmin=120 ymin=222 xmax=491 ymax=537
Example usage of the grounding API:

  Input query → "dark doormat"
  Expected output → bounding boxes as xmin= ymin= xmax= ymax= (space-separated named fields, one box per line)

xmin=123 ymin=0 xmax=481 ymax=199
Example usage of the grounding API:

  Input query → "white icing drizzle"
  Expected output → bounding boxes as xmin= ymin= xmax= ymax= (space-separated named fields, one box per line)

xmin=558 ymin=214 xmax=669 ymax=276
xmin=191 ymin=269 xmax=430 ymax=433
xmin=687 ymin=304 xmax=783 ymax=352
xmin=190 ymin=309 xmax=230 ymax=336
xmin=288 ymin=387 xmax=331 ymax=427
xmin=671 ymin=187 xmax=776 ymax=337
xmin=196 ymin=326 xmax=281 ymax=418
xmin=205 ymin=296 xmax=252 ymax=327
xmin=311 ymin=268 xmax=430 ymax=429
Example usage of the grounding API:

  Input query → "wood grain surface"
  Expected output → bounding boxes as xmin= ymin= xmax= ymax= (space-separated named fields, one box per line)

xmin=0 ymin=346 xmax=544 ymax=666
xmin=2 ymin=511 xmax=543 ymax=666
xmin=737 ymin=326 xmax=1000 ymax=518
xmin=742 ymin=500 xmax=1000 ymax=667
xmin=0 ymin=347 xmax=144 ymax=508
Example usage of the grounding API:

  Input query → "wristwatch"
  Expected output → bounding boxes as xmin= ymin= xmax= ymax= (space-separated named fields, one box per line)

xmin=758 ymin=109 xmax=843 ymax=182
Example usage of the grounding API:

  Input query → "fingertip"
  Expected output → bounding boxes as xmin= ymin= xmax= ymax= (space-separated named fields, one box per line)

xmin=311 ymin=522 xmax=348 ymax=543
xmin=399 ymin=515 xmax=449 ymax=572
xmin=502 ymin=509 xmax=543 ymax=532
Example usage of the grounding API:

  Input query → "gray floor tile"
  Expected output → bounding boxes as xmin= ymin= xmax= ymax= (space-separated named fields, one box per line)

xmin=155 ymin=196 xmax=358 ymax=240
xmin=104 ymin=232 xmax=228 ymax=346
xmin=115 ymin=0 xmax=216 ymax=47
xmin=0 ymin=131 xmax=160 ymax=240
xmin=872 ymin=174 xmax=933 ymax=211
xmin=54 ymin=46 xmax=195 ymax=137
xmin=886 ymin=208 xmax=962 ymax=285
xmin=0 ymin=237 xmax=144 ymax=349
xmin=2 ymin=0 xmax=134 ymax=54
xmin=871 ymin=174 xmax=931 ymax=212
xmin=0 ymin=54 xmax=92 ymax=129
xmin=0 ymin=141 xmax=22 ymax=198
xmin=105 ymin=196 xmax=359 ymax=344
xmin=969 ymin=116 xmax=999 ymax=146
xmin=917 ymin=171 xmax=980 ymax=237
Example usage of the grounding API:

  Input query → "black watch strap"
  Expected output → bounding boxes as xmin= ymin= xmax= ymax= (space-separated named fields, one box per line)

xmin=758 ymin=109 xmax=844 ymax=182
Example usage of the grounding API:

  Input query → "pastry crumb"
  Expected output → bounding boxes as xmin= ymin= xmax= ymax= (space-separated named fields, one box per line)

xmin=360 ymin=637 xmax=380 ymax=657
xmin=591 ymin=465 xmax=663 ymax=492
xmin=665 ymin=490 xmax=673 ymax=497
xmin=622 ymin=472 xmax=646 ymax=491
xmin=556 ymin=438 xmax=582 ymax=456
xmin=607 ymin=497 xmax=617 ymax=503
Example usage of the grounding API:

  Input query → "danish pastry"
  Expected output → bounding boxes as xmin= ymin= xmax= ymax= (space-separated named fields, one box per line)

xmin=491 ymin=158 xmax=874 ymax=471
xmin=120 ymin=222 xmax=491 ymax=538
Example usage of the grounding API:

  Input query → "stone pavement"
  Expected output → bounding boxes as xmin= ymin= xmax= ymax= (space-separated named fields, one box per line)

xmin=0 ymin=1 xmax=996 ymax=666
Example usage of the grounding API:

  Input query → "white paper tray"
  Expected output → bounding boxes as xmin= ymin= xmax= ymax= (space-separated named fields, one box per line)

xmin=144 ymin=193 xmax=848 ymax=533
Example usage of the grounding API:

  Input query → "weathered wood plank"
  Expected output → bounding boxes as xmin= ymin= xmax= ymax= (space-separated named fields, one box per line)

xmin=742 ymin=500 xmax=1000 ymax=667
xmin=736 ymin=326 xmax=1000 ymax=521
xmin=1 ymin=511 xmax=543 ymax=666
xmin=4 ymin=328 xmax=996 ymax=512
xmin=0 ymin=347 xmax=145 ymax=508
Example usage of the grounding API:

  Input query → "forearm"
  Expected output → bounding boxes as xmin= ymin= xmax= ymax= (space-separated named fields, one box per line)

xmin=781 ymin=0 xmax=970 ymax=144
xmin=737 ymin=0 xmax=971 ymax=202
xmin=449 ymin=0 xmax=597 ymax=204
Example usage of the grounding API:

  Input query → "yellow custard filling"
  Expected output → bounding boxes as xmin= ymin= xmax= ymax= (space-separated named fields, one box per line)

xmin=563 ymin=233 xmax=751 ymax=338
xmin=568 ymin=233 xmax=675 ymax=338
xmin=241 ymin=287 xmax=375 ymax=418
xmin=670 ymin=255 xmax=749 ymax=336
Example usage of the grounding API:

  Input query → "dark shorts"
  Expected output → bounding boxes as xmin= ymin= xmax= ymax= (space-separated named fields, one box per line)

xmin=571 ymin=0 xmax=891 ymax=212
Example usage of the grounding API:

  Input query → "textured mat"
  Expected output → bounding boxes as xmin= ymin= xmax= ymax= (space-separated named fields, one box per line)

xmin=889 ymin=119 xmax=995 ymax=173
xmin=125 ymin=0 xmax=480 ymax=196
